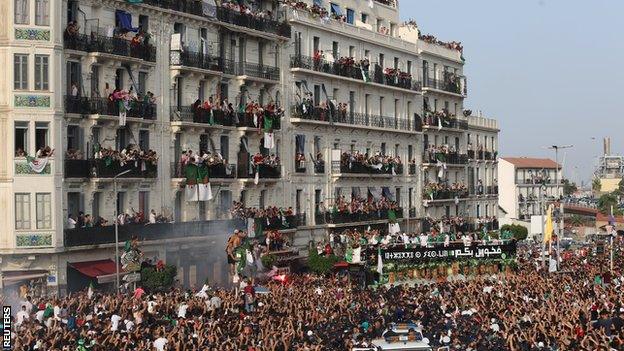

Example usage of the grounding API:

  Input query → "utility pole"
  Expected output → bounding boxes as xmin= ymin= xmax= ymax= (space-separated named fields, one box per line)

xmin=540 ymin=185 xmax=546 ymax=269
xmin=547 ymin=144 xmax=573 ymax=267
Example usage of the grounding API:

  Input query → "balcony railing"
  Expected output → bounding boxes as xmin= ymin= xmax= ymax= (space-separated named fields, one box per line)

xmin=420 ymin=115 xmax=468 ymax=130
xmin=64 ymin=218 xmax=246 ymax=247
xmin=315 ymin=208 xmax=403 ymax=225
xmin=423 ymin=152 xmax=468 ymax=165
xmin=409 ymin=163 xmax=417 ymax=175
xmin=142 ymin=0 xmax=207 ymax=17
xmin=170 ymin=106 xmax=235 ymax=126
xmin=425 ymin=189 xmax=469 ymax=200
xmin=216 ymin=7 xmax=291 ymax=38
xmin=170 ymin=161 xmax=236 ymax=179
xmin=223 ymin=59 xmax=280 ymax=81
xmin=170 ymin=50 xmax=223 ymax=72
xmin=238 ymin=164 xmax=281 ymax=179
xmin=63 ymin=33 xmax=156 ymax=62
xmin=332 ymin=161 xmax=402 ymax=175
xmin=291 ymin=106 xmax=414 ymax=132
xmin=235 ymin=112 xmax=282 ymax=130
xmin=422 ymin=77 xmax=463 ymax=95
xmin=467 ymin=150 xmax=498 ymax=161
xmin=290 ymin=55 xmax=421 ymax=92
xmin=65 ymin=96 xmax=156 ymax=120
xmin=64 ymin=159 xmax=157 ymax=179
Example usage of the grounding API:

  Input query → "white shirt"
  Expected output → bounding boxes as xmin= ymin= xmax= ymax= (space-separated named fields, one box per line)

xmin=22 ymin=301 xmax=33 ymax=314
xmin=153 ymin=337 xmax=168 ymax=351
xmin=149 ymin=212 xmax=156 ymax=224
xmin=177 ymin=304 xmax=188 ymax=318
xmin=124 ymin=319 xmax=135 ymax=332
xmin=67 ymin=217 xmax=77 ymax=229
xmin=35 ymin=310 xmax=44 ymax=323
xmin=210 ymin=296 xmax=222 ymax=310
xmin=147 ymin=301 xmax=158 ymax=314
xmin=110 ymin=314 xmax=122 ymax=331
xmin=53 ymin=305 xmax=61 ymax=320
xmin=16 ymin=310 xmax=29 ymax=325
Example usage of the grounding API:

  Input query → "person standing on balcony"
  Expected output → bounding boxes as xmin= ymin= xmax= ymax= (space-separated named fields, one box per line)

xmin=67 ymin=214 xmax=77 ymax=229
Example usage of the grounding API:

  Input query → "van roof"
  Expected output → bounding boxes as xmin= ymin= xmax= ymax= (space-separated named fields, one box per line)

xmin=371 ymin=338 xmax=432 ymax=350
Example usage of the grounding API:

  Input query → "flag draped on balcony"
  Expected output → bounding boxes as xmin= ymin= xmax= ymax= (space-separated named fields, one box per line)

xmin=25 ymin=156 xmax=49 ymax=173
xmin=184 ymin=162 xmax=212 ymax=202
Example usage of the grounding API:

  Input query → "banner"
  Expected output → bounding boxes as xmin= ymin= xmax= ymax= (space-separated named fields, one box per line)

xmin=369 ymin=242 xmax=517 ymax=264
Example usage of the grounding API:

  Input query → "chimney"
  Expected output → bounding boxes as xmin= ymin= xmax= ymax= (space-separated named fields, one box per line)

xmin=604 ymin=137 xmax=611 ymax=156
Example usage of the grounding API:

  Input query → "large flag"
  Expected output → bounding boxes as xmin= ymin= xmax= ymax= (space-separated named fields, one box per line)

xmin=26 ymin=156 xmax=49 ymax=173
xmin=543 ymin=204 xmax=553 ymax=243
xmin=185 ymin=163 xmax=212 ymax=202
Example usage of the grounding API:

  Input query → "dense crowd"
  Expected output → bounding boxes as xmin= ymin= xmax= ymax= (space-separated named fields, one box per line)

xmin=6 ymin=238 xmax=624 ymax=350
xmin=340 ymin=151 xmax=402 ymax=174
xmin=93 ymin=144 xmax=159 ymax=169
xmin=66 ymin=208 xmax=170 ymax=230
xmin=424 ymin=182 xmax=468 ymax=200
xmin=320 ymin=195 xmax=401 ymax=216
xmin=222 ymin=1 xmax=276 ymax=20
xmin=419 ymin=33 xmax=464 ymax=52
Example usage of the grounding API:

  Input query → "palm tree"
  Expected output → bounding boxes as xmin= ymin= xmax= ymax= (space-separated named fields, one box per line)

xmin=592 ymin=178 xmax=601 ymax=192
xmin=569 ymin=214 xmax=584 ymax=227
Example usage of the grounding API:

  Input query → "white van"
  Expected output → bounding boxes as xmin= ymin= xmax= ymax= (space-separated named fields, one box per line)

xmin=352 ymin=323 xmax=446 ymax=351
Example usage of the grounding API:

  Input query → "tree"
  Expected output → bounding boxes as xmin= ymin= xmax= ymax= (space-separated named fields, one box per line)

xmin=592 ymin=178 xmax=601 ymax=192
xmin=500 ymin=224 xmax=528 ymax=241
xmin=562 ymin=179 xmax=577 ymax=196
xmin=597 ymin=193 xmax=621 ymax=215
xmin=568 ymin=214 xmax=585 ymax=227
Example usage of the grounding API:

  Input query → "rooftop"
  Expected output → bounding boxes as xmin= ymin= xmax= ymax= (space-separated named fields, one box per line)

xmin=501 ymin=157 xmax=560 ymax=169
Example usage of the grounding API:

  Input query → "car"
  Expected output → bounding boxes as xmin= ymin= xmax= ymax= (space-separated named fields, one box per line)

xmin=352 ymin=323 xmax=446 ymax=351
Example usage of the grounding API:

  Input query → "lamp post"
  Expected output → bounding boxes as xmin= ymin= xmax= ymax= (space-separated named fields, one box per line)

xmin=113 ymin=169 xmax=132 ymax=291
xmin=547 ymin=144 xmax=573 ymax=266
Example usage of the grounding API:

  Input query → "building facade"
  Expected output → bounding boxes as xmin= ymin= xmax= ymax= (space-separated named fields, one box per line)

xmin=498 ymin=157 xmax=562 ymax=220
xmin=0 ymin=0 xmax=496 ymax=293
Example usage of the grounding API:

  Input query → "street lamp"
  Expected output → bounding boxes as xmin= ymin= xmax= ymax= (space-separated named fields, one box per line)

xmin=113 ymin=169 xmax=132 ymax=291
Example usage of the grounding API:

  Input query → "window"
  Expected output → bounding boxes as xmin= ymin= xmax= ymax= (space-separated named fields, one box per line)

xmin=116 ymin=192 xmax=125 ymax=217
xmin=139 ymin=191 xmax=149 ymax=215
xmin=332 ymin=41 xmax=338 ymax=59
xmin=379 ymin=96 xmax=384 ymax=116
xmin=35 ymin=0 xmax=49 ymax=25
xmin=15 ymin=193 xmax=31 ymax=229
xmin=34 ymin=55 xmax=49 ymax=90
xmin=66 ymin=125 xmax=81 ymax=152
xmin=35 ymin=122 xmax=48 ymax=151
xmin=15 ymin=0 xmax=29 ymax=24
xmin=313 ymin=85 xmax=320 ymax=106
xmin=408 ymin=145 xmax=413 ymax=161
xmin=15 ymin=122 xmax=28 ymax=156
xmin=379 ymin=53 xmax=385 ymax=68
xmin=199 ymin=134 xmax=209 ymax=154
xmin=219 ymin=190 xmax=232 ymax=218
xmin=139 ymin=14 xmax=149 ymax=32
xmin=139 ymin=130 xmax=149 ymax=150
xmin=115 ymin=129 xmax=126 ymax=151
xmin=348 ymin=45 xmax=355 ymax=58
xmin=259 ymin=190 xmax=266 ymax=209
xmin=361 ymin=13 xmax=368 ymax=23
xmin=313 ymin=136 xmax=321 ymax=156
xmin=91 ymin=66 xmax=100 ymax=96
xmin=220 ymin=135 xmax=229 ymax=161
xmin=14 ymin=54 xmax=28 ymax=90
xmin=407 ymin=60 xmax=412 ymax=74
xmin=381 ymin=142 xmax=386 ymax=155
xmin=36 ymin=193 xmax=51 ymax=229
xmin=115 ymin=69 xmax=124 ymax=90
xmin=393 ymin=57 xmax=399 ymax=69
xmin=314 ymin=189 xmax=322 ymax=213
xmin=346 ymin=8 xmax=354 ymax=24
xmin=138 ymin=72 xmax=147 ymax=95
xmin=395 ymin=187 xmax=401 ymax=206
xmin=313 ymin=36 xmax=320 ymax=53
xmin=92 ymin=192 xmax=100 ymax=219
xmin=296 ymin=189 xmax=303 ymax=214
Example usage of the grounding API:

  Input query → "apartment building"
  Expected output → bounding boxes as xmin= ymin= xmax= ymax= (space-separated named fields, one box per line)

xmin=0 ymin=0 xmax=496 ymax=293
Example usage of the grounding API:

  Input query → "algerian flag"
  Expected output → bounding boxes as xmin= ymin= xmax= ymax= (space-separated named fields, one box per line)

xmin=360 ymin=66 xmax=371 ymax=83
xmin=254 ymin=170 xmax=259 ymax=185
xmin=376 ymin=247 xmax=383 ymax=276
xmin=26 ymin=156 xmax=48 ymax=173
xmin=87 ymin=282 xmax=94 ymax=299
xmin=437 ymin=116 xmax=443 ymax=131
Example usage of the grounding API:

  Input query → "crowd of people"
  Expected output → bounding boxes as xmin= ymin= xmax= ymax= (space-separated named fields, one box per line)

xmin=424 ymin=182 xmax=469 ymax=200
xmin=176 ymin=150 xmax=228 ymax=178
xmin=66 ymin=208 xmax=170 ymax=230
xmin=252 ymin=153 xmax=281 ymax=168
xmin=319 ymin=195 xmax=401 ymax=218
xmin=7 ymin=237 xmax=624 ymax=350
xmin=93 ymin=144 xmax=159 ymax=169
xmin=221 ymin=0 xmax=276 ymax=20
xmin=189 ymin=97 xmax=283 ymax=129
xmin=424 ymin=144 xmax=463 ymax=164
xmin=340 ymin=151 xmax=402 ymax=174
xmin=419 ymin=33 xmax=464 ymax=52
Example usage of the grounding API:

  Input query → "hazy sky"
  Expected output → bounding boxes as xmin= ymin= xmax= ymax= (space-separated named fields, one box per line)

xmin=400 ymin=0 xmax=624 ymax=186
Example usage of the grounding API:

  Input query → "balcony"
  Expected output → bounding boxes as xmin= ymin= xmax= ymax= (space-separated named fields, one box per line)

xmin=290 ymin=55 xmax=421 ymax=93
xmin=64 ymin=158 xmax=157 ymax=179
xmin=238 ymin=164 xmax=281 ymax=179
xmin=142 ymin=0 xmax=207 ymax=17
xmin=170 ymin=50 xmax=223 ymax=73
xmin=235 ymin=112 xmax=281 ymax=130
xmin=468 ymin=150 xmax=498 ymax=161
xmin=422 ymin=74 xmax=466 ymax=96
xmin=425 ymin=189 xmax=469 ymax=201
xmin=419 ymin=114 xmax=468 ymax=131
xmin=171 ymin=161 xmax=236 ymax=180
xmin=63 ymin=33 xmax=156 ymax=62
xmin=63 ymin=218 xmax=245 ymax=247
xmin=291 ymin=106 xmax=415 ymax=133
xmin=423 ymin=152 xmax=468 ymax=165
xmin=170 ymin=106 xmax=235 ymax=127
xmin=215 ymin=6 xmax=291 ymax=38
xmin=223 ymin=59 xmax=280 ymax=81
xmin=315 ymin=208 xmax=403 ymax=225
xmin=65 ymin=96 xmax=156 ymax=120
xmin=332 ymin=161 xmax=402 ymax=176
xmin=374 ymin=0 xmax=397 ymax=6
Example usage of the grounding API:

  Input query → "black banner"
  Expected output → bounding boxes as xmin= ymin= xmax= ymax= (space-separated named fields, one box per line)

xmin=369 ymin=242 xmax=517 ymax=263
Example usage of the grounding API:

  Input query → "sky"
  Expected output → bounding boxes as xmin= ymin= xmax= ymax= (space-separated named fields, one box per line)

xmin=400 ymin=0 xmax=624 ymax=186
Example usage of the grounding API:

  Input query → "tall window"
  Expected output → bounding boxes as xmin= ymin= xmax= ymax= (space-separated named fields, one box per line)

xmin=346 ymin=8 xmax=354 ymax=24
xmin=15 ymin=193 xmax=31 ymax=229
xmin=139 ymin=191 xmax=149 ymax=215
xmin=34 ymin=55 xmax=49 ymax=90
xmin=220 ymin=135 xmax=229 ymax=161
xmin=14 ymin=54 xmax=28 ymax=90
xmin=138 ymin=72 xmax=147 ymax=95
xmin=36 ymin=193 xmax=51 ymax=229
xmin=139 ymin=130 xmax=149 ymax=150
xmin=15 ymin=122 xmax=28 ymax=156
xmin=15 ymin=0 xmax=29 ymax=24
xmin=35 ymin=122 xmax=48 ymax=151
xmin=35 ymin=0 xmax=49 ymax=25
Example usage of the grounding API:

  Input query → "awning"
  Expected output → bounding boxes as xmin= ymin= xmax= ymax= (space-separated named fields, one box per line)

xmin=69 ymin=259 xmax=125 ymax=283
xmin=2 ymin=270 xmax=48 ymax=286
xmin=330 ymin=3 xmax=342 ymax=16
xmin=115 ymin=10 xmax=138 ymax=32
